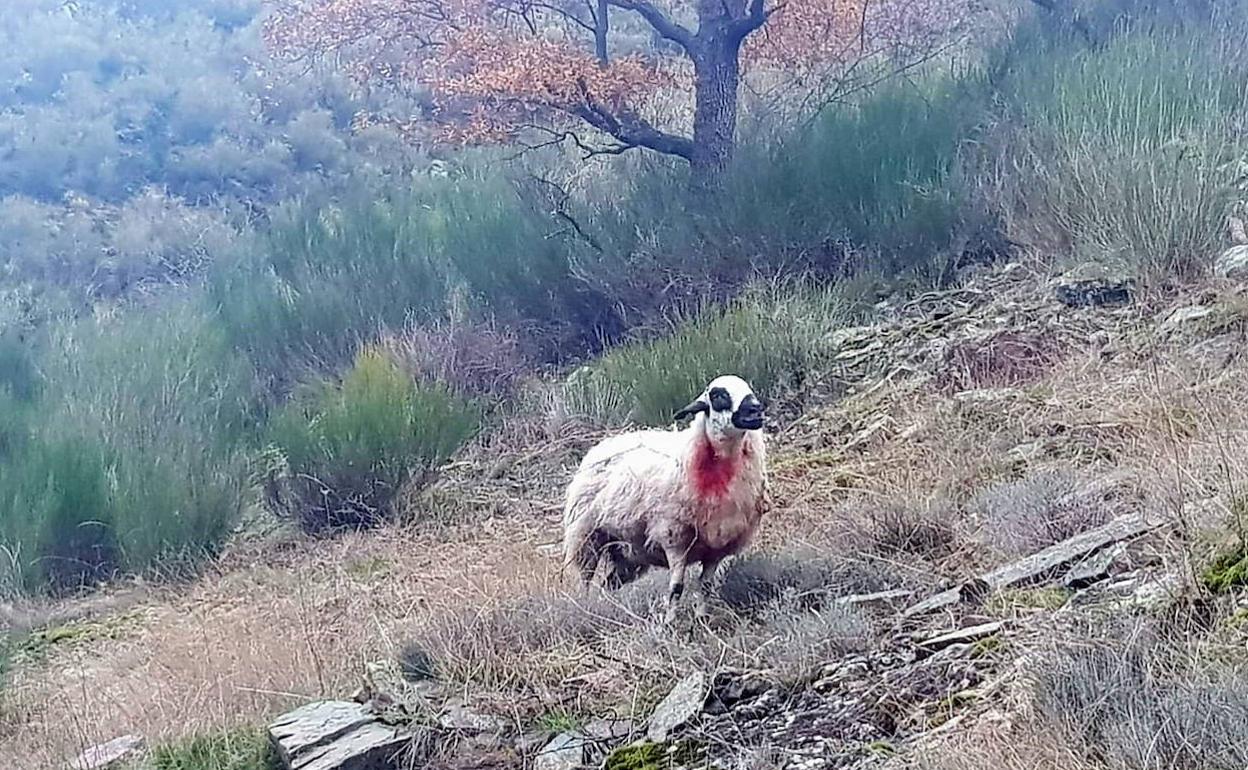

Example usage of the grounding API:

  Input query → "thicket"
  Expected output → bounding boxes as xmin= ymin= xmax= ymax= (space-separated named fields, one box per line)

xmin=1 ymin=0 xmax=1245 ymax=593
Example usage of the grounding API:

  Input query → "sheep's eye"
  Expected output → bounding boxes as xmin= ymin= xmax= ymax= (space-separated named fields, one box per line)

xmin=708 ymin=387 xmax=732 ymax=412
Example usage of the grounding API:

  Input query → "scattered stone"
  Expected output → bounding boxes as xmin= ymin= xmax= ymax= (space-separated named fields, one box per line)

xmin=1069 ymin=570 xmax=1186 ymax=612
xmin=647 ymin=671 xmax=707 ymax=743
xmin=269 ymin=701 xmax=409 ymax=770
xmin=438 ymin=701 xmax=507 ymax=733
xmin=70 ymin=735 xmax=143 ymax=770
xmin=916 ymin=622 xmax=1004 ymax=655
xmin=1062 ymin=543 xmax=1126 ymax=589
xmin=534 ymin=731 xmax=585 ymax=770
xmin=515 ymin=729 xmax=555 ymax=754
xmin=1215 ymin=244 xmax=1248 ymax=279
xmin=1159 ymin=304 xmax=1216 ymax=335
xmin=1053 ymin=269 xmax=1133 ymax=308
xmin=581 ymin=718 xmax=634 ymax=742
xmin=834 ymin=588 xmax=913 ymax=608
xmin=904 ymin=509 xmax=1170 ymax=617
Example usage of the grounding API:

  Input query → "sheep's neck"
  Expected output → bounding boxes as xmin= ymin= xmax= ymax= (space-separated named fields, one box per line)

xmin=690 ymin=434 xmax=742 ymax=500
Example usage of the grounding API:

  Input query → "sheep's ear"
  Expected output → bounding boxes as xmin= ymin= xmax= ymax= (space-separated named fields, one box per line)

xmin=673 ymin=399 xmax=709 ymax=421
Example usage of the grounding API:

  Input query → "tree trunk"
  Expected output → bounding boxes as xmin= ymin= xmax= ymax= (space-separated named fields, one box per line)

xmin=594 ymin=0 xmax=609 ymax=65
xmin=689 ymin=39 xmax=740 ymax=191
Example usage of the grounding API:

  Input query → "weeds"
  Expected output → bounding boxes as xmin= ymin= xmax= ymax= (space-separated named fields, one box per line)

xmin=402 ymin=551 xmax=879 ymax=712
xmin=1035 ymin=628 xmax=1248 ymax=769
xmin=972 ymin=469 xmax=1114 ymax=557
xmin=150 ymin=728 xmax=280 ymax=770
xmin=0 ymin=304 xmax=253 ymax=591
xmin=265 ymin=347 xmax=481 ymax=532
xmin=996 ymin=9 xmax=1248 ymax=278
xmin=561 ymin=283 xmax=857 ymax=426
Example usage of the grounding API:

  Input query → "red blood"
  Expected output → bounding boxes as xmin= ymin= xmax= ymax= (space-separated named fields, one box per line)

xmin=690 ymin=437 xmax=738 ymax=499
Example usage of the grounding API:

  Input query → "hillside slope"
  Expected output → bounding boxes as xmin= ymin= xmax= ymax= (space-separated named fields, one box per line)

xmin=3 ymin=261 xmax=1248 ymax=769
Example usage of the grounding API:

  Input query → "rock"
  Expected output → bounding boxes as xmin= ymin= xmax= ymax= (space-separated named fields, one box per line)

xmin=1215 ymin=244 xmax=1248 ymax=279
xmin=904 ymin=509 xmax=1170 ymax=617
xmin=515 ymin=729 xmax=555 ymax=754
xmin=833 ymin=588 xmax=913 ymax=607
xmin=647 ymin=671 xmax=707 ymax=742
xmin=916 ymin=622 xmax=1004 ymax=655
xmin=70 ymin=735 xmax=143 ymax=770
xmin=1159 ymin=304 xmax=1215 ymax=335
xmin=1062 ymin=543 xmax=1126 ymax=589
xmin=1053 ymin=269 xmax=1133 ymax=308
xmin=438 ymin=701 xmax=507 ymax=733
xmin=269 ymin=700 xmax=410 ymax=770
xmin=534 ymin=731 xmax=585 ymax=770
xmin=581 ymin=718 xmax=634 ymax=742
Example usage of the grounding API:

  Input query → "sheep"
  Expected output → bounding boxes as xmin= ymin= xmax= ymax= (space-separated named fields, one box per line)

xmin=561 ymin=374 xmax=770 ymax=620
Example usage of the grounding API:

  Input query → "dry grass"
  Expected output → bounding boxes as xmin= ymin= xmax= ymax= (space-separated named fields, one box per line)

xmin=5 ymin=277 xmax=1248 ymax=769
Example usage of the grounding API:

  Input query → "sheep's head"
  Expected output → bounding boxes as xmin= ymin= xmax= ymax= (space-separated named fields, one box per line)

xmin=674 ymin=375 xmax=765 ymax=440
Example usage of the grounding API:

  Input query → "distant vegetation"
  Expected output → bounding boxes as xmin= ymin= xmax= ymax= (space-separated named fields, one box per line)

xmin=1 ymin=0 xmax=1246 ymax=593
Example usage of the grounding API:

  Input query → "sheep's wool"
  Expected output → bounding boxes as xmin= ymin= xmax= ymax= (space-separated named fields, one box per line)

xmin=562 ymin=380 xmax=768 ymax=582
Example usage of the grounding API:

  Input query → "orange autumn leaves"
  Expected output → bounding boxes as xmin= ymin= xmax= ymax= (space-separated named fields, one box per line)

xmin=426 ymin=25 xmax=673 ymax=141
xmin=266 ymin=0 xmax=968 ymax=144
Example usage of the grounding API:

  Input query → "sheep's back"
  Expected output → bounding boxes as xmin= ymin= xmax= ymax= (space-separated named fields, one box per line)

xmin=562 ymin=429 xmax=687 ymax=531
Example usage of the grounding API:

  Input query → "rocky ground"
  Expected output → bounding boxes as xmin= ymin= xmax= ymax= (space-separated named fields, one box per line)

xmin=9 ymin=258 xmax=1248 ymax=770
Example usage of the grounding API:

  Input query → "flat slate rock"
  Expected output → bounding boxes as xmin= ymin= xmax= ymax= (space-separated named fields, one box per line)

xmin=903 ymin=510 xmax=1169 ymax=618
xmin=270 ymin=700 xmax=409 ymax=770
xmin=534 ymin=731 xmax=585 ymax=770
xmin=70 ymin=734 xmax=143 ymax=770
xmin=647 ymin=671 xmax=707 ymax=743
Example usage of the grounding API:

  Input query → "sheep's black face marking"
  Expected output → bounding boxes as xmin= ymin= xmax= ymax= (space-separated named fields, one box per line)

xmin=708 ymin=387 xmax=732 ymax=412
xmin=732 ymin=394 xmax=764 ymax=430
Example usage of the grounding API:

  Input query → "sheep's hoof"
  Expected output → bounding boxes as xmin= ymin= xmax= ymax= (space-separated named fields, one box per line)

xmin=663 ymin=604 xmax=679 ymax=626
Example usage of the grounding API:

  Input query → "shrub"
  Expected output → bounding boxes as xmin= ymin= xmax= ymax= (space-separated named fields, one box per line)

xmin=561 ymin=283 xmax=857 ymax=425
xmin=971 ymin=469 xmax=1113 ymax=557
xmin=0 ymin=304 xmax=254 ymax=592
xmin=266 ymin=347 xmax=482 ymax=532
xmin=210 ymin=173 xmax=620 ymax=388
xmin=377 ymin=319 xmax=528 ymax=402
xmin=1035 ymin=631 xmax=1248 ymax=770
xmin=994 ymin=9 xmax=1248 ymax=278
xmin=568 ymin=78 xmax=983 ymax=310
xmin=151 ymin=728 xmax=281 ymax=770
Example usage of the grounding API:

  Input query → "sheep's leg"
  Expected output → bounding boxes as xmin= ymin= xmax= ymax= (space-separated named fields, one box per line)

xmin=605 ymin=544 xmax=645 ymax=590
xmin=662 ymin=546 xmax=689 ymax=624
xmin=691 ymin=557 xmax=723 ymax=617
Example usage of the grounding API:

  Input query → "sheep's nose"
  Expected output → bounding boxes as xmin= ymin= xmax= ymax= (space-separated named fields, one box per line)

xmin=738 ymin=395 xmax=763 ymax=417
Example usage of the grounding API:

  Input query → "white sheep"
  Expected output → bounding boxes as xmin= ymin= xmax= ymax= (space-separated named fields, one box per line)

xmin=562 ymin=374 xmax=770 ymax=619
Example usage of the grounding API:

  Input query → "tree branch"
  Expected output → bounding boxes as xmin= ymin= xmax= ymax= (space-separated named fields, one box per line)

xmin=571 ymin=78 xmax=695 ymax=160
xmin=606 ymin=0 xmax=695 ymax=52
xmin=726 ymin=0 xmax=774 ymax=41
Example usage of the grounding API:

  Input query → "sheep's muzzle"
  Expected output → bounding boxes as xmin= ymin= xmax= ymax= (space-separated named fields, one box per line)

xmin=732 ymin=395 xmax=764 ymax=430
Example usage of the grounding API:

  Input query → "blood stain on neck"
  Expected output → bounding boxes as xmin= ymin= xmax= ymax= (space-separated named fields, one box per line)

xmin=691 ymin=435 xmax=739 ymax=500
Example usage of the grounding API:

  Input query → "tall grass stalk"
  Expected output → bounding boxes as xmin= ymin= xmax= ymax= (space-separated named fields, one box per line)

xmin=562 ymin=282 xmax=860 ymax=426
xmin=1000 ymin=16 xmax=1248 ymax=276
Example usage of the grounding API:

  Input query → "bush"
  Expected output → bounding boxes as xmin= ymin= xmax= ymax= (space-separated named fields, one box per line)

xmin=151 ymin=728 xmax=281 ymax=770
xmin=1035 ymin=630 xmax=1248 ymax=770
xmin=0 ymin=304 xmax=254 ymax=592
xmin=561 ymin=283 xmax=857 ymax=425
xmin=566 ymin=77 xmax=983 ymax=312
xmin=265 ymin=347 xmax=482 ymax=532
xmin=994 ymin=9 xmax=1248 ymax=278
xmin=211 ymin=173 xmax=620 ymax=387
xmin=377 ymin=319 xmax=528 ymax=402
